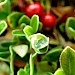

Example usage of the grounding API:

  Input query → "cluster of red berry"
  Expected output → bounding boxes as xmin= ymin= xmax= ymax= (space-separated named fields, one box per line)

xmin=18 ymin=0 xmax=56 ymax=30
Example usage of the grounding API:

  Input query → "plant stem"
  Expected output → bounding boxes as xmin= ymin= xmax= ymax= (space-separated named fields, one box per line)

xmin=0 ymin=57 xmax=10 ymax=63
xmin=9 ymin=46 xmax=14 ymax=75
xmin=32 ymin=52 xmax=38 ymax=59
xmin=30 ymin=54 xmax=34 ymax=75
xmin=46 ymin=0 xmax=51 ymax=14
xmin=25 ymin=0 xmax=34 ymax=4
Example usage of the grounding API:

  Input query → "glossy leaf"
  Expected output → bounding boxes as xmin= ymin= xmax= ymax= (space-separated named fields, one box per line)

xmin=60 ymin=46 xmax=75 ymax=75
xmin=54 ymin=68 xmax=65 ymax=75
xmin=0 ymin=21 xmax=7 ymax=35
xmin=23 ymin=26 xmax=34 ymax=41
xmin=43 ymin=46 xmax=62 ymax=62
xmin=7 ymin=12 xmax=23 ymax=28
xmin=66 ymin=17 xmax=75 ymax=39
xmin=13 ymin=45 xmax=28 ymax=58
xmin=29 ymin=33 xmax=49 ymax=54
xmin=30 ymin=54 xmax=34 ymax=75
xmin=30 ymin=15 xmax=39 ymax=33
xmin=18 ymin=15 xmax=30 ymax=25
xmin=9 ymin=46 xmax=14 ymax=75
xmin=12 ymin=30 xmax=25 ymax=36
xmin=0 ymin=0 xmax=7 ymax=6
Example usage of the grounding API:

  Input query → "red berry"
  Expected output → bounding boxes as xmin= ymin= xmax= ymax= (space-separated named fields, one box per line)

xmin=25 ymin=2 xmax=44 ymax=17
xmin=18 ymin=0 xmax=26 ymax=12
xmin=40 ymin=13 xmax=56 ymax=29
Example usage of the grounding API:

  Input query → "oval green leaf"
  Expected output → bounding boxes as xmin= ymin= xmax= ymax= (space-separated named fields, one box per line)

xmin=18 ymin=15 xmax=30 ymax=25
xmin=0 ymin=11 xmax=8 ymax=20
xmin=0 ymin=51 xmax=10 ymax=58
xmin=66 ymin=17 xmax=75 ymax=39
xmin=30 ymin=15 xmax=39 ymax=33
xmin=1 ymin=41 xmax=16 ymax=48
xmin=0 ymin=0 xmax=7 ymax=6
xmin=7 ymin=12 xmax=23 ymax=28
xmin=37 ymin=72 xmax=53 ymax=75
xmin=38 ymin=22 xmax=43 ymax=31
xmin=0 ymin=21 xmax=7 ymax=35
xmin=60 ymin=46 xmax=75 ymax=75
xmin=12 ymin=30 xmax=25 ymax=36
xmin=37 ymin=61 xmax=57 ymax=73
xmin=20 ymin=23 xmax=26 ymax=29
xmin=23 ymin=26 xmax=34 ymax=41
xmin=54 ymin=68 xmax=65 ymax=75
xmin=17 ymin=69 xmax=26 ymax=75
xmin=0 ymin=45 xmax=8 ymax=52
xmin=43 ymin=46 xmax=62 ymax=62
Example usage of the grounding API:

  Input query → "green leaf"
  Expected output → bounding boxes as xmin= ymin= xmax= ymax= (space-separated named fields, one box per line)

xmin=1 ymin=41 xmax=16 ymax=48
xmin=0 ymin=11 xmax=8 ymax=20
xmin=60 ymin=46 xmax=75 ymax=75
xmin=0 ymin=57 xmax=9 ymax=62
xmin=9 ymin=46 xmax=14 ymax=75
xmin=0 ymin=62 xmax=10 ymax=74
xmin=65 ymin=17 xmax=75 ymax=39
xmin=0 ymin=45 xmax=8 ymax=52
xmin=30 ymin=15 xmax=39 ymax=33
xmin=36 ymin=46 xmax=48 ymax=54
xmin=17 ymin=69 xmax=26 ymax=75
xmin=29 ymin=33 xmax=49 ymax=54
xmin=59 ymin=23 xmax=65 ymax=33
xmin=0 ymin=0 xmax=7 ymax=6
xmin=43 ymin=46 xmax=62 ymax=62
xmin=12 ymin=30 xmax=25 ymax=36
xmin=0 ymin=21 xmax=7 ymax=35
xmin=54 ymin=68 xmax=65 ymax=75
xmin=13 ymin=44 xmax=28 ymax=58
xmin=4 ymin=0 xmax=11 ymax=14
xmin=24 ymin=64 xmax=30 ymax=75
xmin=37 ymin=61 xmax=57 ymax=73
xmin=30 ymin=54 xmax=34 ymax=75
xmin=7 ymin=12 xmax=23 ymax=28
xmin=18 ymin=15 xmax=30 ymax=25
xmin=15 ymin=53 xmax=30 ymax=62
xmin=38 ymin=22 xmax=43 ymax=31
xmin=37 ymin=72 xmax=53 ymax=75
xmin=23 ymin=26 xmax=34 ymax=41
xmin=20 ymin=23 xmax=26 ymax=29
xmin=0 ymin=51 xmax=10 ymax=58
xmin=17 ymin=64 xmax=30 ymax=75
